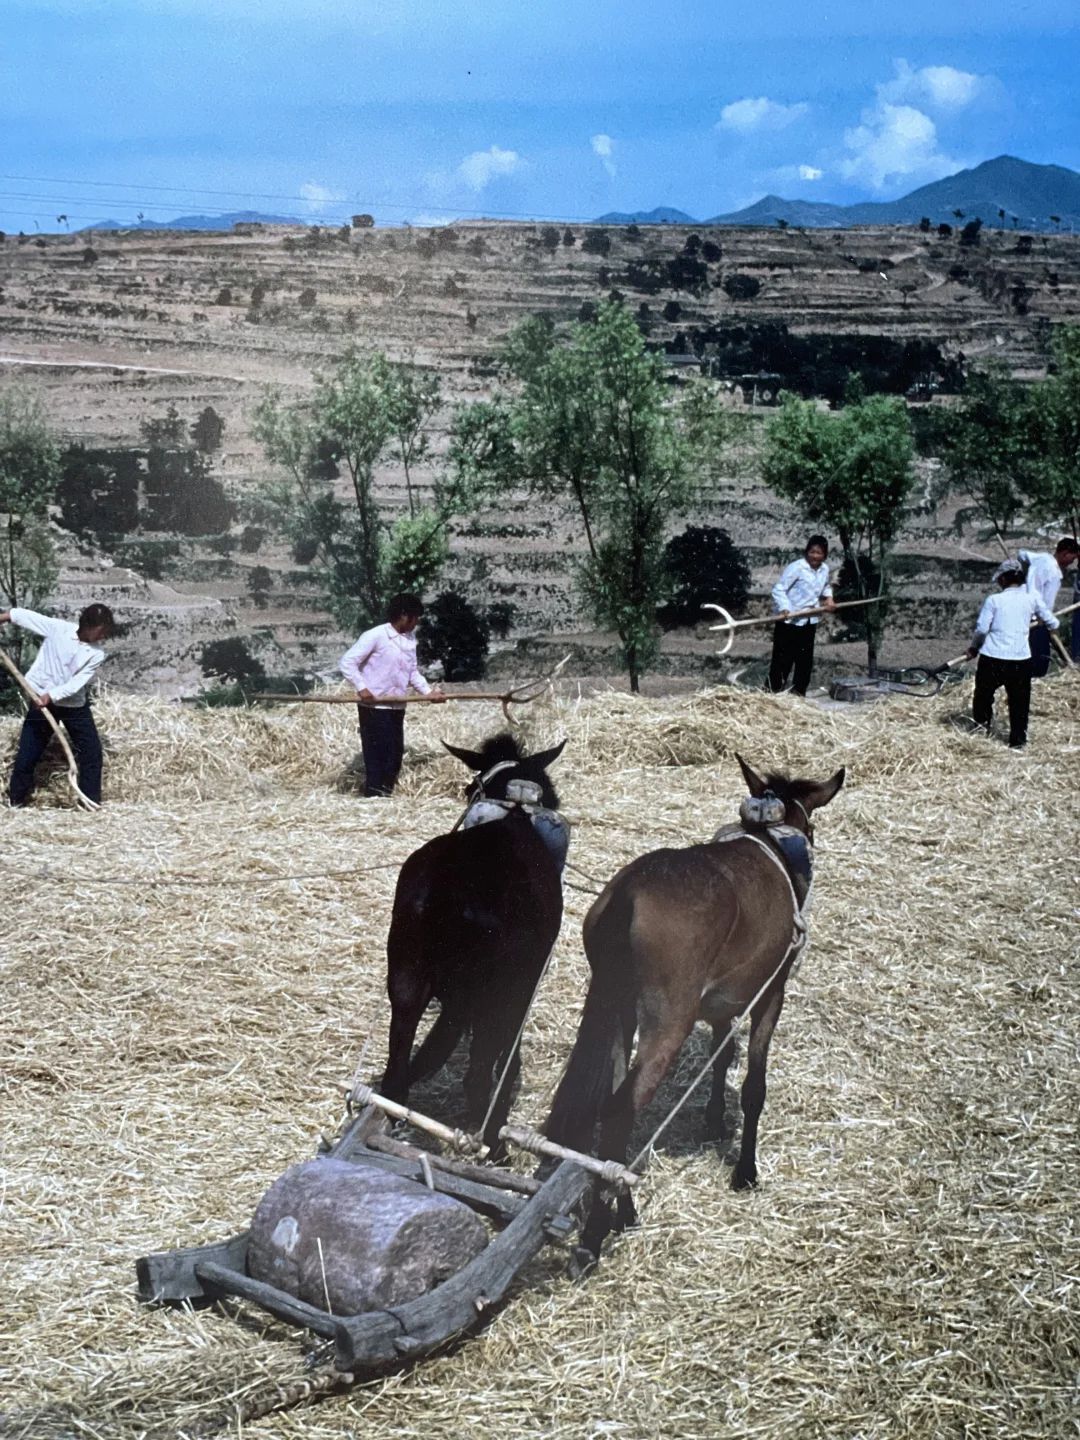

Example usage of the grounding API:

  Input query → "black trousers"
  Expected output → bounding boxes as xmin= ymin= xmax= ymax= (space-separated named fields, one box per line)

xmin=357 ymin=706 xmax=406 ymax=796
xmin=972 ymin=656 xmax=1032 ymax=748
xmin=769 ymin=622 xmax=817 ymax=696
xmin=1029 ymin=625 xmax=1051 ymax=679
xmin=8 ymin=703 xmax=103 ymax=805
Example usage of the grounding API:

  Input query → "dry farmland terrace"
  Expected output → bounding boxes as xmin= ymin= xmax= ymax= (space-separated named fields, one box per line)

xmin=2 ymin=220 xmax=1080 ymax=695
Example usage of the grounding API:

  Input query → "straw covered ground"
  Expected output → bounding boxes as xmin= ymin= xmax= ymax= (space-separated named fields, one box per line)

xmin=2 ymin=677 xmax=1079 ymax=1439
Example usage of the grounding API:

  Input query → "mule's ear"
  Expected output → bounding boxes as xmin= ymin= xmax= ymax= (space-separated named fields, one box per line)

xmin=442 ymin=741 xmax=486 ymax=770
xmin=736 ymin=753 xmax=768 ymax=799
xmin=804 ymin=766 xmax=846 ymax=811
xmin=529 ymin=738 xmax=567 ymax=770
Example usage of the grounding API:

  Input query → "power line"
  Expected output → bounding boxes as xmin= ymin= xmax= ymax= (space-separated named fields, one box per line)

xmin=0 ymin=172 xmax=602 ymax=224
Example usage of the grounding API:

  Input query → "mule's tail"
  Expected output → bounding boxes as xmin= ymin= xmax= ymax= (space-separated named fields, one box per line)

xmin=544 ymin=887 xmax=635 ymax=1155
xmin=543 ymin=984 xmax=623 ymax=1154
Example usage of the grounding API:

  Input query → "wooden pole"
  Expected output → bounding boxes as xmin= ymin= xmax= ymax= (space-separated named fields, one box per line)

xmin=705 ymin=596 xmax=885 ymax=655
xmin=256 ymin=690 xmax=512 ymax=705
xmin=0 ymin=647 xmax=99 ymax=810
xmin=345 ymin=1083 xmax=489 ymax=1157
xmin=498 ymin=1125 xmax=642 ymax=1190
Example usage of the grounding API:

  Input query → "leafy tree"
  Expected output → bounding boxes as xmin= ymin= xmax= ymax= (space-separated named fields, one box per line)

xmin=659 ymin=525 xmax=751 ymax=627
xmin=246 ymin=564 xmax=273 ymax=607
xmin=417 ymin=591 xmax=490 ymax=681
xmin=1026 ymin=324 xmax=1080 ymax=536
xmin=0 ymin=385 xmax=61 ymax=694
xmin=384 ymin=363 xmax=441 ymax=517
xmin=191 ymin=405 xmax=226 ymax=453
xmin=762 ymin=391 xmax=916 ymax=671
xmin=927 ymin=365 xmax=1035 ymax=553
xmin=252 ymin=350 xmax=451 ymax=632
xmin=453 ymin=302 xmax=725 ymax=690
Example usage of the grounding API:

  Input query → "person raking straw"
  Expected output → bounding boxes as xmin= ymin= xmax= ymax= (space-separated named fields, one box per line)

xmin=338 ymin=593 xmax=445 ymax=798
xmin=966 ymin=558 xmax=1059 ymax=750
xmin=2 ymin=603 xmax=115 ymax=807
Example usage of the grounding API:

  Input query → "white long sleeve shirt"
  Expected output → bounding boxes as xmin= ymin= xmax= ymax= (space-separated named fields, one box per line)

xmin=339 ymin=623 xmax=431 ymax=707
xmin=771 ymin=558 xmax=833 ymax=626
xmin=9 ymin=608 xmax=105 ymax=706
xmin=1019 ymin=550 xmax=1064 ymax=611
xmin=972 ymin=587 xmax=1058 ymax=662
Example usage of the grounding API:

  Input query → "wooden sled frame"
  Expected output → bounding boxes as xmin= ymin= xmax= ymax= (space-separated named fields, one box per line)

xmin=137 ymin=1108 xmax=596 ymax=1373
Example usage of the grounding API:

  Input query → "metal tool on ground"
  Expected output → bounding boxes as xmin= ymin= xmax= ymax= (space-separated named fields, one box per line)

xmin=0 ymin=646 xmax=100 ymax=810
xmin=257 ymin=656 xmax=571 ymax=725
xmin=704 ymin=596 xmax=885 ymax=656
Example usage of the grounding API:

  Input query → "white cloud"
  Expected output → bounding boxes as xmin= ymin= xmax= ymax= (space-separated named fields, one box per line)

xmin=799 ymin=164 xmax=823 ymax=180
xmin=717 ymin=97 xmax=809 ymax=134
xmin=300 ymin=182 xmax=345 ymax=212
xmin=590 ymin=133 xmax=616 ymax=178
xmin=879 ymin=60 xmax=987 ymax=112
xmin=841 ymin=102 xmax=961 ymax=191
xmin=457 ymin=145 xmax=522 ymax=192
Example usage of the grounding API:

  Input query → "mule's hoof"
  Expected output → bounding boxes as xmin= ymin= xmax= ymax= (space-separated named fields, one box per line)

xmin=566 ymin=1244 xmax=599 ymax=1281
xmin=731 ymin=1167 xmax=758 ymax=1192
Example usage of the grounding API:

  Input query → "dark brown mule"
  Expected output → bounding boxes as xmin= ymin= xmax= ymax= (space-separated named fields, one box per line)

xmin=544 ymin=755 xmax=844 ymax=1254
xmin=382 ymin=735 xmax=566 ymax=1154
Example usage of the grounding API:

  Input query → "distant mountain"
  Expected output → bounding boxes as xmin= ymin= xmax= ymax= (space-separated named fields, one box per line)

xmin=598 ymin=157 xmax=1080 ymax=232
xmin=82 ymin=210 xmax=303 ymax=232
xmin=594 ymin=205 xmax=698 ymax=225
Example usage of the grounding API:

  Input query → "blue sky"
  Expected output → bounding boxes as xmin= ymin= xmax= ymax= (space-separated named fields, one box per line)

xmin=2 ymin=0 xmax=1078 ymax=229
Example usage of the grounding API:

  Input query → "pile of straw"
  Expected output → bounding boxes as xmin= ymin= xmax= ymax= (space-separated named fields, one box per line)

xmin=2 ymin=675 xmax=1078 ymax=1438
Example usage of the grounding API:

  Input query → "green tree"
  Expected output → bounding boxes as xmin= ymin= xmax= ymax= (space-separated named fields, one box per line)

xmin=252 ymin=350 xmax=450 ymax=632
xmin=384 ymin=363 xmax=441 ymax=517
xmin=762 ymin=391 xmax=916 ymax=672
xmin=1027 ymin=324 xmax=1080 ymax=536
xmin=453 ymin=302 xmax=723 ymax=690
xmin=0 ymin=385 xmax=61 ymax=691
xmin=929 ymin=365 xmax=1034 ymax=553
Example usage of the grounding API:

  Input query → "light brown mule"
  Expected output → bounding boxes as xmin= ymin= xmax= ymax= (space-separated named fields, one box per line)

xmin=545 ymin=755 xmax=844 ymax=1255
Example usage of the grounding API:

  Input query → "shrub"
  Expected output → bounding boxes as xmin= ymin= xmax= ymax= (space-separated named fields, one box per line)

xmin=581 ymin=229 xmax=611 ymax=257
xmin=298 ymin=287 xmax=317 ymax=309
xmin=417 ymin=591 xmax=490 ymax=681
xmin=723 ymin=274 xmax=761 ymax=301
xmin=200 ymin=637 xmax=265 ymax=685
xmin=486 ymin=600 xmax=516 ymax=638
xmin=658 ymin=525 xmax=751 ymax=627
xmin=239 ymin=525 xmax=265 ymax=553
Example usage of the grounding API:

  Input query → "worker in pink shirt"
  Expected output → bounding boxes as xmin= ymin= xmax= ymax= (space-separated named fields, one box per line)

xmin=339 ymin=593 xmax=445 ymax=797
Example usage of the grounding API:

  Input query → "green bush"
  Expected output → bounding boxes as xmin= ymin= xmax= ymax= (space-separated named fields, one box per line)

xmin=417 ymin=591 xmax=490 ymax=681
xmin=658 ymin=526 xmax=751 ymax=627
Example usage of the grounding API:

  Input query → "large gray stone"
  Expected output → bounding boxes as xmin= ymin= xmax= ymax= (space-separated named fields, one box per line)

xmin=247 ymin=1158 xmax=489 ymax=1315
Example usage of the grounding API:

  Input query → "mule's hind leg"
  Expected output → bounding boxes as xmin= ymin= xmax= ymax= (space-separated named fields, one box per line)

xmin=701 ymin=1016 xmax=739 ymax=1143
xmin=407 ymin=1004 xmax=466 ymax=1085
xmin=582 ymin=1005 xmax=697 ymax=1249
xmin=732 ymin=983 xmax=786 ymax=1191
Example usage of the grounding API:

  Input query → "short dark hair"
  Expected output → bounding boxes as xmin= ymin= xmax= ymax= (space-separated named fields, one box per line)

xmin=78 ymin=603 xmax=115 ymax=635
xmin=387 ymin=592 xmax=423 ymax=623
xmin=1055 ymin=536 xmax=1080 ymax=555
xmin=805 ymin=535 xmax=829 ymax=556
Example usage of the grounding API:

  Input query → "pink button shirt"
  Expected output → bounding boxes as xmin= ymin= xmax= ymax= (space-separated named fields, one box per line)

xmin=339 ymin=623 xmax=431 ymax=705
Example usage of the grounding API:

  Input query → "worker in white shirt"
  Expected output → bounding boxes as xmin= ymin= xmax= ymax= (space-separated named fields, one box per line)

xmin=966 ymin=559 xmax=1059 ymax=749
xmin=2 ymin=603 xmax=114 ymax=806
xmin=338 ymin=593 xmax=445 ymax=797
xmin=1018 ymin=537 xmax=1079 ymax=676
xmin=768 ymin=535 xmax=837 ymax=696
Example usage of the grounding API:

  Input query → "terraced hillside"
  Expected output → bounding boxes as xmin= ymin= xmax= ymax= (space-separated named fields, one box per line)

xmin=2 ymin=219 xmax=1079 ymax=693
